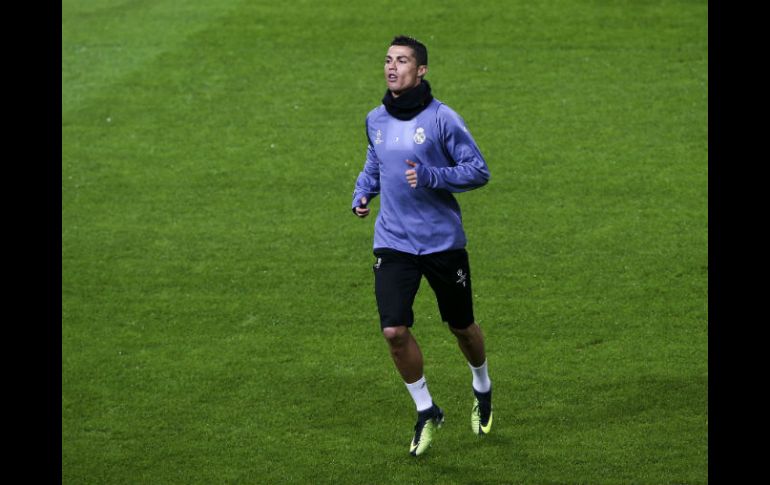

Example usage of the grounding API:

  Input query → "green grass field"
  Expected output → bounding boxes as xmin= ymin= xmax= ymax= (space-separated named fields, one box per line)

xmin=62 ymin=0 xmax=708 ymax=483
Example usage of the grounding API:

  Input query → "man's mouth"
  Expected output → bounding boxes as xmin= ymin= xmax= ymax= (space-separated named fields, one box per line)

xmin=388 ymin=74 xmax=397 ymax=81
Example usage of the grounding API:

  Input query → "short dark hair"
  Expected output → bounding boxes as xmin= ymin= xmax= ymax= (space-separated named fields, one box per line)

xmin=390 ymin=35 xmax=428 ymax=67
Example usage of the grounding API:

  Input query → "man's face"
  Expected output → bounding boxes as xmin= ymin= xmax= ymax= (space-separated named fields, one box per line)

xmin=384 ymin=45 xmax=427 ymax=97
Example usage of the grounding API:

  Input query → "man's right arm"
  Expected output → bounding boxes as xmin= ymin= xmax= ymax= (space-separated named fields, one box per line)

xmin=352 ymin=143 xmax=380 ymax=217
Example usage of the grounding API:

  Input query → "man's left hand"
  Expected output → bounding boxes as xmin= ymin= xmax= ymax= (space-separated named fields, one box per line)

xmin=405 ymin=159 xmax=422 ymax=188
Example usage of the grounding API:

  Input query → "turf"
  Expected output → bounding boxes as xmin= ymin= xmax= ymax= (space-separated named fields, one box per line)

xmin=62 ymin=0 xmax=708 ymax=483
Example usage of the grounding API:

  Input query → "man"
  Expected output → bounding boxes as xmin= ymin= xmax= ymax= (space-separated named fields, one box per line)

xmin=351 ymin=35 xmax=493 ymax=457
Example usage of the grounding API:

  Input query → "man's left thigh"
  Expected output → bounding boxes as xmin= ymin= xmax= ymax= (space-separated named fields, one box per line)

xmin=420 ymin=249 xmax=475 ymax=329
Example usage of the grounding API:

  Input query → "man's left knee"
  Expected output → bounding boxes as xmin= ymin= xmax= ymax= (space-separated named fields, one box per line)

xmin=449 ymin=322 xmax=479 ymax=338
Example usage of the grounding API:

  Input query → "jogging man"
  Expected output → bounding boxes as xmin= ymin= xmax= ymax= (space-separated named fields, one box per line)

xmin=351 ymin=35 xmax=493 ymax=456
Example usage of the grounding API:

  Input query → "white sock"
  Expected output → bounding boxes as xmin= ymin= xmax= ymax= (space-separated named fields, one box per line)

xmin=405 ymin=376 xmax=433 ymax=412
xmin=469 ymin=359 xmax=491 ymax=393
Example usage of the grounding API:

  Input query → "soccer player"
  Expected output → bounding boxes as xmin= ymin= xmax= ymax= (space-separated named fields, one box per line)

xmin=351 ymin=35 xmax=493 ymax=456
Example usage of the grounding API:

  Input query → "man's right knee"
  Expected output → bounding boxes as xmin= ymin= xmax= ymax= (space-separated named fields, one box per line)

xmin=382 ymin=325 xmax=409 ymax=347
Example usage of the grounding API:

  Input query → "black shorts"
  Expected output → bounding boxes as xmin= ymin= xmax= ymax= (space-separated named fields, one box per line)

xmin=372 ymin=247 xmax=475 ymax=330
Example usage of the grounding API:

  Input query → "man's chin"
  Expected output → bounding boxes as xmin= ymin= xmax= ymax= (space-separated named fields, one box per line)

xmin=389 ymin=82 xmax=417 ymax=97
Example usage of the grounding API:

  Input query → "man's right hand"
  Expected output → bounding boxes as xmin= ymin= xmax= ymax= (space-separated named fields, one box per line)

xmin=354 ymin=196 xmax=370 ymax=218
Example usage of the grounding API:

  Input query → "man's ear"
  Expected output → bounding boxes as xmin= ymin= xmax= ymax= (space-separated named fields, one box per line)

xmin=418 ymin=65 xmax=428 ymax=78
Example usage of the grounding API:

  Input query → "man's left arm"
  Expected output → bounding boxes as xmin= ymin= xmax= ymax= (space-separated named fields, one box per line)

xmin=407 ymin=108 xmax=490 ymax=192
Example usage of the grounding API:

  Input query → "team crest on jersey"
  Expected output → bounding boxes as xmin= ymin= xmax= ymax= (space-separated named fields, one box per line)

xmin=413 ymin=127 xmax=426 ymax=144
xmin=374 ymin=129 xmax=383 ymax=144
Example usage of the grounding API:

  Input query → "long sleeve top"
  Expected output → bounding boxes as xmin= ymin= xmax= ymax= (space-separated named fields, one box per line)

xmin=352 ymin=98 xmax=490 ymax=255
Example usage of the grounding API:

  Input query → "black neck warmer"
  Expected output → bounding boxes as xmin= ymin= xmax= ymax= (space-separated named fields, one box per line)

xmin=382 ymin=80 xmax=434 ymax=121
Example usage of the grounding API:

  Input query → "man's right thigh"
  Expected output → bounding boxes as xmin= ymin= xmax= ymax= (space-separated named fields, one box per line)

xmin=373 ymin=249 xmax=422 ymax=329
